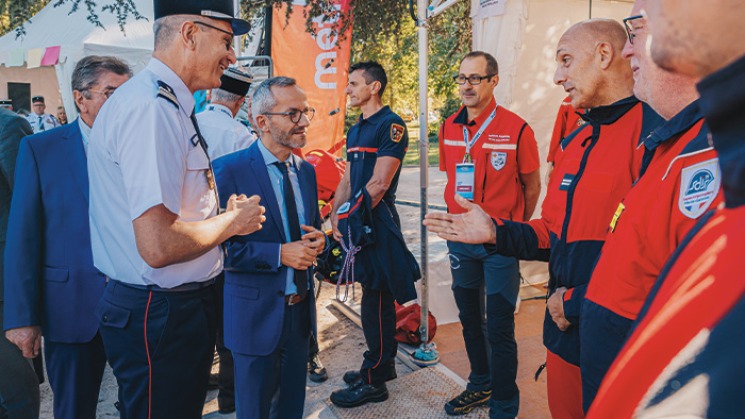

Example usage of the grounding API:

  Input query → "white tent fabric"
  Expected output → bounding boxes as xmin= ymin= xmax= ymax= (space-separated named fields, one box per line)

xmin=426 ymin=0 xmax=635 ymax=325
xmin=0 ymin=1 xmax=155 ymax=118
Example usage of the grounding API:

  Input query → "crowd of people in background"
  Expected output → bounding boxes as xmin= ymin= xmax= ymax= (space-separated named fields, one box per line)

xmin=1 ymin=0 xmax=743 ymax=418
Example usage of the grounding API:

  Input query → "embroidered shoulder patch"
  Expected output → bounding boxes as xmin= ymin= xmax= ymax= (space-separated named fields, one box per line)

xmin=156 ymin=80 xmax=179 ymax=109
xmin=678 ymin=158 xmax=720 ymax=219
xmin=390 ymin=123 xmax=405 ymax=143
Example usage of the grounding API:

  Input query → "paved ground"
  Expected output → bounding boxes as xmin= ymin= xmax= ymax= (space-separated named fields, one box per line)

xmin=38 ymin=167 xmax=550 ymax=418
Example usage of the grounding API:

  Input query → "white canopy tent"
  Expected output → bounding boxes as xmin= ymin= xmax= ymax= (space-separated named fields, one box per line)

xmin=0 ymin=1 xmax=155 ymax=117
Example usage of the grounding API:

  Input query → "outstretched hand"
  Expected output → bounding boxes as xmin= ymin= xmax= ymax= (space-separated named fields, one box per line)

xmin=423 ymin=194 xmax=497 ymax=244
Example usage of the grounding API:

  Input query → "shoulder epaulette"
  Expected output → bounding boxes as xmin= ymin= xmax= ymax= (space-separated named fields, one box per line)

xmin=156 ymin=80 xmax=179 ymax=109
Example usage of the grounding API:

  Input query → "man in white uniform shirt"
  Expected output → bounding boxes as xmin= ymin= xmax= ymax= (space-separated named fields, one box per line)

xmin=197 ymin=67 xmax=257 ymax=160
xmin=25 ymin=96 xmax=60 ymax=133
xmin=87 ymin=1 xmax=264 ymax=418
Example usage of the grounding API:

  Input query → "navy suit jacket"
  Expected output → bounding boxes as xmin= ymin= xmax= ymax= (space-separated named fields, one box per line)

xmin=213 ymin=141 xmax=320 ymax=356
xmin=3 ymin=119 xmax=106 ymax=343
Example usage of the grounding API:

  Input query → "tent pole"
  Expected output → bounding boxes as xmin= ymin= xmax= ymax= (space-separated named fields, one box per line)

xmin=411 ymin=0 xmax=440 ymax=367
xmin=234 ymin=0 xmax=242 ymax=56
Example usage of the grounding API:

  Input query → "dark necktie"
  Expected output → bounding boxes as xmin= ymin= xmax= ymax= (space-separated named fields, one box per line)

xmin=274 ymin=161 xmax=308 ymax=298
xmin=38 ymin=116 xmax=45 ymax=131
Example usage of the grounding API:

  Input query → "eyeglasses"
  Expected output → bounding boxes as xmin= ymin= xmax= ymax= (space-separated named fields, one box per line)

xmin=86 ymin=88 xmax=117 ymax=99
xmin=623 ymin=15 xmax=644 ymax=45
xmin=263 ymin=108 xmax=316 ymax=124
xmin=453 ymin=74 xmax=496 ymax=85
xmin=192 ymin=20 xmax=234 ymax=37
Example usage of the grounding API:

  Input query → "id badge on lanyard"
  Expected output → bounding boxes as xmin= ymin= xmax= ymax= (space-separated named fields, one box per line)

xmin=455 ymin=162 xmax=475 ymax=200
xmin=456 ymin=107 xmax=497 ymax=201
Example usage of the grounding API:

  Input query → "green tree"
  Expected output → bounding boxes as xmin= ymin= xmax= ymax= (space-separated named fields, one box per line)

xmin=2 ymin=0 xmax=469 ymax=131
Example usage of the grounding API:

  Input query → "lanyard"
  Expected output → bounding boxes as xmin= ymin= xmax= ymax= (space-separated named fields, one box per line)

xmin=462 ymin=106 xmax=498 ymax=162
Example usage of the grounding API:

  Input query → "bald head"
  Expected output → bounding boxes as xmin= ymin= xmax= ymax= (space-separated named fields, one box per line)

xmin=554 ymin=19 xmax=634 ymax=109
xmin=562 ymin=19 xmax=629 ymax=55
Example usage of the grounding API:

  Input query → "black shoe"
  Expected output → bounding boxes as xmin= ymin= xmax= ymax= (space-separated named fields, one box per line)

xmin=444 ymin=389 xmax=492 ymax=416
xmin=217 ymin=402 xmax=236 ymax=414
xmin=308 ymin=353 xmax=328 ymax=383
xmin=330 ymin=380 xmax=389 ymax=408
xmin=207 ymin=372 xmax=219 ymax=390
xmin=342 ymin=370 xmax=362 ymax=385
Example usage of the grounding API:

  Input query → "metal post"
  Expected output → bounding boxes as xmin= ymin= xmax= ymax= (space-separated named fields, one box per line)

xmin=410 ymin=0 xmax=440 ymax=367
xmin=234 ymin=0 xmax=242 ymax=56
xmin=263 ymin=1 xmax=273 ymax=57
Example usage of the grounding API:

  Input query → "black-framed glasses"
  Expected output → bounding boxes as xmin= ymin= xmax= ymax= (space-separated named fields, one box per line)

xmin=453 ymin=74 xmax=496 ymax=85
xmin=263 ymin=108 xmax=316 ymax=124
xmin=192 ymin=20 xmax=234 ymax=37
xmin=623 ymin=15 xmax=644 ymax=45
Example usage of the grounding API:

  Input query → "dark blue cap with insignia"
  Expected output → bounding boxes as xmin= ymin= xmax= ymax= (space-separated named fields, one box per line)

xmin=219 ymin=67 xmax=253 ymax=96
xmin=154 ymin=0 xmax=250 ymax=35
xmin=32 ymin=96 xmax=44 ymax=104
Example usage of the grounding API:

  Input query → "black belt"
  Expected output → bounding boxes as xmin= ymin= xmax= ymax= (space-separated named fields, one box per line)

xmin=112 ymin=278 xmax=217 ymax=293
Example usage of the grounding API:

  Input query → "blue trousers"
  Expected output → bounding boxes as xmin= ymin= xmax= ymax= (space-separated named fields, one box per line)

xmin=233 ymin=298 xmax=310 ymax=419
xmin=45 ymin=333 xmax=107 ymax=419
xmin=360 ymin=286 xmax=398 ymax=385
xmin=0 ymin=301 xmax=40 ymax=419
xmin=579 ymin=299 xmax=633 ymax=413
xmin=448 ymin=241 xmax=520 ymax=418
xmin=96 ymin=280 xmax=217 ymax=419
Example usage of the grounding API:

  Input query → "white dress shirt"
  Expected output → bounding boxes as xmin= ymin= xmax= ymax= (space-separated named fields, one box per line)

xmin=88 ymin=58 xmax=222 ymax=288
xmin=196 ymin=103 xmax=256 ymax=160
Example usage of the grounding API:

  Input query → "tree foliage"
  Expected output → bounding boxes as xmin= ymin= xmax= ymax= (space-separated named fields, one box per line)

xmin=2 ymin=0 xmax=470 ymax=123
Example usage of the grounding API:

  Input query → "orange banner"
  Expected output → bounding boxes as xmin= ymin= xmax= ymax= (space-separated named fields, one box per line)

xmin=271 ymin=0 xmax=352 ymax=156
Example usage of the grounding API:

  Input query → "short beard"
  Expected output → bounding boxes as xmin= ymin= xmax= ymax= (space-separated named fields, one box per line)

xmin=273 ymin=125 xmax=306 ymax=150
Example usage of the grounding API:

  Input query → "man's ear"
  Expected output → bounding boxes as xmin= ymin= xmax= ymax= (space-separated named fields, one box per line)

xmin=73 ymin=90 xmax=86 ymax=114
xmin=369 ymin=80 xmax=381 ymax=96
xmin=180 ymin=21 xmax=199 ymax=50
xmin=255 ymin=114 xmax=271 ymax=133
xmin=596 ymin=41 xmax=615 ymax=70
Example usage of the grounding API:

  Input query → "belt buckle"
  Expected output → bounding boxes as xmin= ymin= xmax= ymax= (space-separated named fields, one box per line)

xmin=287 ymin=294 xmax=298 ymax=306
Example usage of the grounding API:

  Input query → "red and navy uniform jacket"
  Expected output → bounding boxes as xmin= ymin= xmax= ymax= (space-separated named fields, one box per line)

xmin=585 ymin=101 xmax=722 ymax=321
xmin=588 ymin=53 xmax=745 ymax=419
xmin=439 ymin=97 xmax=540 ymax=220
xmin=340 ymin=106 xmax=419 ymax=302
xmin=489 ymin=96 xmax=663 ymax=365
xmin=547 ymin=96 xmax=585 ymax=164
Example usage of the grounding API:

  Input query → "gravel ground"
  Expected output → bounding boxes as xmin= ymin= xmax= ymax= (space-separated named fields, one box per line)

xmin=38 ymin=284 xmax=412 ymax=419
xmin=38 ymin=167 xmax=544 ymax=417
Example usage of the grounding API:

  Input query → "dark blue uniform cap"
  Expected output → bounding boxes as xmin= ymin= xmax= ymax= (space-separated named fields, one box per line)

xmin=32 ymin=96 xmax=44 ymax=104
xmin=153 ymin=0 xmax=250 ymax=35
xmin=219 ymin=67 xmax=253 ymax=96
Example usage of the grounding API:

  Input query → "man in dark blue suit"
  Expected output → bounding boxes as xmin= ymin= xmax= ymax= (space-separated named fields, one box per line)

xmin=214 ymin=76 xmax=324 ymax=419
xmin=0 ymin=105 xmax=39 ymax=419
xmin=3 ymin=55 xmax=131 ymax=419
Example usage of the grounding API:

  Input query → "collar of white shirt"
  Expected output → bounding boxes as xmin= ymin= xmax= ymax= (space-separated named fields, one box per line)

xmin=257 ymin=138 xmax=300 ymax=171
xmin=146 ymin=58 xmax=196 ymax=117
xmin=77 ymin=117 xmax=92 ymax=153
xmin=206 ymin=103 xmax=234 ymax=119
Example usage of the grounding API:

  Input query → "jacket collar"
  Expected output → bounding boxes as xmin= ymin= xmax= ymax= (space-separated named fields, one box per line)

xmin=453 ymin=96 xmax=497 ymax=126
xmin=697 ymin=53 xmax=745 ymax=208
xmin=644 ymin=100 xmax=704 ymax=151
xmin=581 ymin=95 xmax=638 ymax=125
